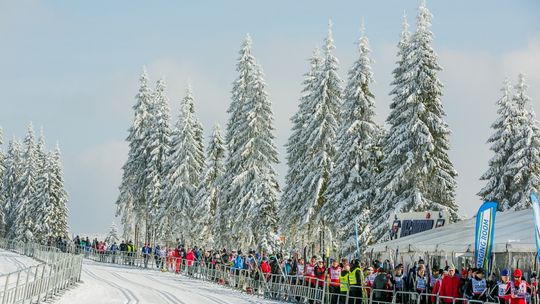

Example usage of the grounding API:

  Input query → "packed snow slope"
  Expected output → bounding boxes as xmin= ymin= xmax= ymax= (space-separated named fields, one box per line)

xmin=0 ymin=249 xmax=40 ymax=274
xmin=55 ymin=259 xmax=283 ymax=304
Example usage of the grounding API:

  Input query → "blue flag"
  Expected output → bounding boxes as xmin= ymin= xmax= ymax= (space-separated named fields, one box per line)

xmin=475 ymin=201 xmax=497 ymax=271
xmin=530 ymin=192 xmax=540 ymax=262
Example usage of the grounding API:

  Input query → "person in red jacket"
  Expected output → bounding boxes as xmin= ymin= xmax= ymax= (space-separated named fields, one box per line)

xmin=186 ymin=248 xmax=195 ymax=275
xmin=510 ymin=269 xmax=531 ymax=304
xmin=439 ymin=265 xmax=461 ymax=303
xmin=314 ymin=259 xmax=326 ymax=287
xmin=327 ymin=259 xmax=341 ymax=304
xmin=260 ymin=257 xmax=271 ymax=280
xmin=173 ymin=247 xmax=181 ymax=274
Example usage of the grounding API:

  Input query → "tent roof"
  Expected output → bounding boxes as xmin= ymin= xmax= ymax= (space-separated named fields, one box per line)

xmin=367 ymin=208 xmax=535 ymax=254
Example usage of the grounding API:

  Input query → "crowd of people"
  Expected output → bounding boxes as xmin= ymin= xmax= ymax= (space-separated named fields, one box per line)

xmin=61 ymin=236 xmax=538 ymax=304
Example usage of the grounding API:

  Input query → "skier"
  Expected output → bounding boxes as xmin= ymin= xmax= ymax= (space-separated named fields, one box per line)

xmin=466 ymin=268 xmax=487 ymax=302
xmin=393 ymin=264 xmax=406 ymax=303
xmin=490 ymin=269 xmax=511 ymax=304
xmin=413 ymin=264 xmax=428 ymax=304
xmin=510 ymin=269 xmax=531 ymax=304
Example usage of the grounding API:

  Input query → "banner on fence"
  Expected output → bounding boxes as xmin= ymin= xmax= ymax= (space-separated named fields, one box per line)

xmin=475 ymin=201 xmax=497 ymax=271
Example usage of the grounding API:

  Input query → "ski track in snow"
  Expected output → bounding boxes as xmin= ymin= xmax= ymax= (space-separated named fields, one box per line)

xmin=54 ymin=259 xmax=284 ymax=304
xmin=0 ymin=249 xmax=40 ymax=274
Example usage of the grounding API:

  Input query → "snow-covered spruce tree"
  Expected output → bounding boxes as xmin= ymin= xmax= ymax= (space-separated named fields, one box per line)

xmin=4 ymin=138 xmax=23 ymax=239
xmin=144 ymin=78 xmax=171 ymax=242
xmin=280 ymin=47 xmax=323 ymax=247
xmin=372 ymin=5 xmax=459 ymax=240
xmin=194 ymin=125 xmax=225 ymax=247
xmin=281 ymin=22 xmax=343 ymax=247
xmin=106 ymin=222 xmax=120 ymax=244
xmin=30 ymin=130 xmax=51 ymax=242
xmin=506 ymin=74 xmax=540 ymax=210
xmin=14 ymin=124 xmax=38 ymax=242
xmin=322 ymin=23 xmax=383 ymax=254
xmin=116 ymin=68 xmax=153 ymax=242
xmin=160 ymin=85 xmax=204 ymax=245
xmin=221 ymin=35 xmax=280 ymax=252
xmin=49 ymin=144 xmax=69 ymax=238
xmin=478 ymin=79 xmax=516 ymax=210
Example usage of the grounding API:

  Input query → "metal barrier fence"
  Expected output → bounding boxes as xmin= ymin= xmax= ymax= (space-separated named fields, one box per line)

xmin=0 ymin=238 xmax=83 ymax=304
xmin=79 ymin=248 xmax=515 ymax=304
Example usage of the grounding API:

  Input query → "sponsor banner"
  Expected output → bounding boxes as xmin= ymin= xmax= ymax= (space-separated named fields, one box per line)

xmin=475 ymin=202 xmax=497 ymax=271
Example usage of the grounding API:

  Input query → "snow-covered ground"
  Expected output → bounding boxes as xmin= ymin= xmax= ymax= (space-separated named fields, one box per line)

xmin=54 ymin=259 xmax=284 ymax=304
xmin=0 ymin=249 xmax=40 ymax=274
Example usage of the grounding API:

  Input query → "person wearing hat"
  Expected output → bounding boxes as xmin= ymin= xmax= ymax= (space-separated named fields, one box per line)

xmin=340 ymin=262 xmax=351 ymax=302
xmin=466 ymin=268 xmax=487 ymax=302
xmin=366 ymin=266 xmax=377 ymax=287
xmin=490 ymin=269 xmax=511 ymax=304
xmin=393 ymin=264 xmax=406 ymax=303
xmin=348 ymin=259 xmax=366 ymax=303
xmin=428 ymin=267 xmax=440 ymax=294
xmin=373 ymin=266 xmax=392 ymax=303
xmin=314 ymin=258 xmax=326 ymax=288
xmin=510 ymin=268 xmax=531 ymax=304
xmin=413 ymin=264 xmax=428 ymax=304
xmin=430 ymin=269 xmax=444 ymax=304
xmin=439 ymin=264 xmax=461 ymax=303
xmin=327 ymin=259 xmax=341 ymax=304
xmin=304 ymin=256 xmax=317 ymax=288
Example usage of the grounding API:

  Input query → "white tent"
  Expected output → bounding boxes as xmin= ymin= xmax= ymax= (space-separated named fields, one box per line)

xmin=367 ymin=208 xmax=535 ymax=254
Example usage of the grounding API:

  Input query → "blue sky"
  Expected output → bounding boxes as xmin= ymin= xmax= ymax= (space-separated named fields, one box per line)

xmin=0 ymin=0 xmax=539 ymax=235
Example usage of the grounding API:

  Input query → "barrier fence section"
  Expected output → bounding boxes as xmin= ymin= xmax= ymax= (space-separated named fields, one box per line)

xmin=0 ymin=238 xmax=83 ymax=304
xmin=80 ymin=248 xmax=512 ymax=304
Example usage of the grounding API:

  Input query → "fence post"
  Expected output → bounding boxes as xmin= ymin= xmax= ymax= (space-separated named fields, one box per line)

xmin=1 ymin=273 xmax=10 ymax=304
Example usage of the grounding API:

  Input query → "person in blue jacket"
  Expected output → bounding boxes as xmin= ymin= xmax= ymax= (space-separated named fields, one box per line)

xmin=142 ymin=243 xmax=152 ymax=268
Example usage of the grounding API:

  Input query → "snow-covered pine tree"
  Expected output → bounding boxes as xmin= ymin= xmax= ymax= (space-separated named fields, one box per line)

xmin=14 ymin=124 xmax=38 ymax=242
xmin=116 ymin=68 xmax=153 ymax=242
xmin=219 ymin=35 xmax=259 ymax=249
xmin=49 ymin=144 xmax=69 ymax=238
xmin=30 ymin=129 xmax=51 ymax=242
xmin=160 ymin=85 xmax=204 ymax=245
xmin=4 ymin=138 xmax=23 ymax=239
xmin=372 ymin=4 xmax=459 ymax=240
xmin=506 ymin=74 xmax=540 ymax=210
xmin=281 ymin=21 xmax=343 ymax=247
xmin=280 ymin=48 xmax=323 ymax=247
xmin=0 ymin=128 xmax=5 ymax=237
xmin=194 ymin=125 xmax=225 ymax=247
xmin=144 ymin=78 xmax=171 ymax=242
xmin=322 ymin=22 xmax=383 ymax=254
xmin=106 ymin=222 xmax=120 ymax=244
xmin=221 ymin=35 xmax=280 ymax=251
xmin=478 ymin=79 xmax=516 ymax=210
